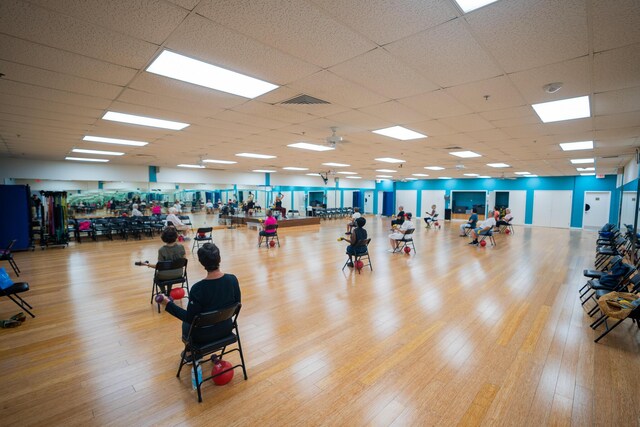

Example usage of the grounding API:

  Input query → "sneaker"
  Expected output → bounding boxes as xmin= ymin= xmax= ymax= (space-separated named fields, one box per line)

xmin=468 ymin=240 xmax=478 ymax=245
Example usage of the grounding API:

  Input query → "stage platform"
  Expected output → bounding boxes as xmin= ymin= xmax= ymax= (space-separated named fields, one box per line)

xmin=220 ymin=215 xmax=320 ymax=228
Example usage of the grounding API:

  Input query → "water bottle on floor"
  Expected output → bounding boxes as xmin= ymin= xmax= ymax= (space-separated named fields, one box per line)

xmin=191 ymin=363 xmax=203 ymax=390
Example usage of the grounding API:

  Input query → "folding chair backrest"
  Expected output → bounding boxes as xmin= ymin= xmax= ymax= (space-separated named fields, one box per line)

xmin=4 ymin=240 xmax=16 ymax=253
xmin=265 ymin=224 xmax=278 ymax=232
xmin=155 ymin=258 xmax=188 ymax=271
xmin=354 ymin=238 xmax=371 ymax=249
xmin=196 ymin=227 xmax=213 ymax=234
xmin=191 ymin=303 xmax=241 ymax=329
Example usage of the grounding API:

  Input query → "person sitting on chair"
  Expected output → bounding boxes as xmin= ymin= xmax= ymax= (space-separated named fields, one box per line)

xmin=459 ymin=208 xmax=478 ymax=236
xmin=258 ymin=209 xmax=278 ymax=244
xmin=158 ymin=243 xmax=241 ymax=345
xmin=346 ymin=207 xmax=361 ymax=234
xmin=151 ymin=201 xmax=162 ymax=215
xmin=245 ymin=193 xmax=255 ymax=216
xmin=469 ymin=215 xmax=497 ymax=245
xmin=424 ymin=204 xmax=437 ymax=227
xmin=346 ymin=217 xmax=368 ymax=267
xmin=496 ymin=208 xmax=513 ymax=229
xmin=388 ymin=212 xmax=415 ymax=252
xmin=274 ymin=193 xmax=287 ymax=219
xmin=391 ymin=206 xmax=405 ymax=227
xmin=205 ymin=200 xmax=214 ymax=214
xmin=131 ymin=203 xmax=143 ymax=217
xmin=143 ymin=227 xmax=186 ymax=295
xmin=166 ymin=207 xmax=190 ymax=237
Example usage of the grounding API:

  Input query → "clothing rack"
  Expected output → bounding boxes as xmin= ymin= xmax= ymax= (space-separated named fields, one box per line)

xmin=40 ymin=191 xmax=70 ymax=248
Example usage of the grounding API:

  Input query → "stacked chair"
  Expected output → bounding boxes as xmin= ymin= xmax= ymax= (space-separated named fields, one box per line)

xmin=67 ymin=215 xmax=192 ymax=243
xmin=580 ymin=223 xmax=640 ymax=342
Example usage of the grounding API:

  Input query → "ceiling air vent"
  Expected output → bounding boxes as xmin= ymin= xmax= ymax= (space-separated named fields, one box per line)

xmin=601 ymin=155 xmax=619 ymax=159
xmin=281 ymin=94 xmax=330 ymax=105
xmin=444 ymin=146 xmax=463 ymax=150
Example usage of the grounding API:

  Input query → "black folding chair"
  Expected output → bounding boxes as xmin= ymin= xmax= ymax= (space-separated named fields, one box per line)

xmin=192 ymin=227 xmax=213 ymax=251
xmin=150 ymin=259 xmax=189 ymax=313
xmin=0 ymin=281 xmax=35 ymax=318
xmin=478 ymin=230 xmax=496 ymax=247
xmin=342 ymin=238 xmax=372 ymax=274
xmin=258 ymin=224 xmax=279 ymax=248
xmin=393 ymin=228 xmax=416 ymax=253
xmin=176 ymin=303 xmax=248 ymax=402
xmin=1 ymin=240 xmax=20 ymax=276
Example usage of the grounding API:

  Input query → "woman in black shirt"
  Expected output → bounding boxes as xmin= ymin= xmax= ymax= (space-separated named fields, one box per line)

xmin=345 ymin=217 xmax=368 ymax=268
xmin=158 ymin=243 xmax=241 ymax=343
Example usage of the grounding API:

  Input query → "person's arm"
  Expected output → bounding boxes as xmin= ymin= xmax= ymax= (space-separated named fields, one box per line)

xmin=349 ymin=230 xmax=358 ymax=245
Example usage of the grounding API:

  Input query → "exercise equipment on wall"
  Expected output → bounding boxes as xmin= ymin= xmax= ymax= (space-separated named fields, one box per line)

xmin=40 ymin=191 xmax=70 ymax=248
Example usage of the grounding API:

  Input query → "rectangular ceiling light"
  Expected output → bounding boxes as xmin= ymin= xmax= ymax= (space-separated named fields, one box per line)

xmin=177 ymin=164 xmax=205 ymax=168
xmin=580 ymin=173 xmax=595 ymax=176
xmin=478 ymin=176 xmax=491 ymax=178
xmin=375 ymin=157 xmax=405 ymax=163
xmin=454 ymin=0 xmax=500 ymax=13
xmin=412 ymin=173 xmax=429 ymax=177
xmin=65 ymin=157 xmax=109 ymax=162
xmin=463 ymin=173 xmax=479 ymax=177
xmin=570 ymin=158 xmax=595 ymax=164
xmin=83 ymin=135 xmax=148 ymax=146
xmin=424 ymin=166 xmax=445 ymax=170
xmin=532 ymin=95 xmax=591 ymax=123
xmin=72 ymin=148 xmax=124 ymax=156
xmin=306 ymin=173 xmax=321 ymax=176
xmin=376 ymin=169 xmax=396 ymax=173
xmin=377 ymin=175 xmax=393 ymax=178
xmin=450 ymin=151 xmax=481 ymax=158
xmin=346 ymin=176 xmax=361 ymax=179
xmin=338 ymin=171 xmax=357 ymax=175
xmin=146 ymin=50 xmax=278 ymax=99
xmin=253 ymin=169 xmax=275 ymax=173
xmin=487 ymin=163 xmax=510 ymax=168
xmin=405 ymin=177 xmax=418 ymax=181
xmin=525 ymin=175 xmax=538 ymax=177
xmin=236 ymin=152 xmax=276 ymax=159
xmin=514 ymin=171 xmax=531 ymax=175
xmin=322 ymin=162 xmax=350 ymax=167
xmin=283 ymin=167 xmax=309 ymax=171
xmin=203 ymin=159 xmax=237 ymax=164
xmin=372 ymin=126 xmax=427 ymax=141
xmin=560 ymin=140 xmax=594 ymax=151
xmin=287 ymin=142 xmax=334 ymax=152
xmin=438 ymin=177 xmax=452 ymax=180
xmin=576 ymin=167 xmax=595 ymax=172
xmin=102 ymin=111 xmax=189 ymax=130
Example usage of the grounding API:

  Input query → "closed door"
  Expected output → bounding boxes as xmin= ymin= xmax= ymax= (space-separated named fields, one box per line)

xmin=420 ymin=190 xmax=445 ymax=220
xmin=364 ymin=191 xmax=373 ymax=214
xmin=533 ymin=190 xmax=572 ymax=228
xmin=583 ymin=191 xmax=611 ymax=229
xmin=506 ymin=191 xmax=526 ymax=225
xmin=621 ymin=192 xmax=637 ymax=228
xmin=395 ymin=190 xmax=417 ymax=217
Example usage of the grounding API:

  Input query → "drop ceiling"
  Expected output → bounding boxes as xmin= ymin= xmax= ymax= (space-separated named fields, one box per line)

xmin=0 ymin=0 xmax=639 ymax=179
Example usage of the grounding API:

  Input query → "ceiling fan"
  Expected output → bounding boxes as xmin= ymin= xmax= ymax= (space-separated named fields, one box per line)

xmin=325 ymin=126 xmax=350 ymax=148
xmin=500 ymin=172 xmax=516 ymax=180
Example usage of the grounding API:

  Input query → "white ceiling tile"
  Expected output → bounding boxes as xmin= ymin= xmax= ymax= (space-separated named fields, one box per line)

xmin=595 ymin=112 xmax=640 ymax=130
xmin=358 ymin=102 xmax=426 ymax=124
xmin=490 ymin=115 xmax=542 ymax=128
xmin=276 ymin=102 xmax=351 ymax=119
xmin=467 ymin=0 xmax=588 ymax=72
xmin=195 ymin=0 xmax=376 ymax=68
xmin=399 ymin=90 xmax=472 ymax=119
xmin=165 ymin=14 xmax=320 ymax=86
xmin=0 ymin=80 xmax=112 ymax=109
xmin=0 ymin=0 xmax=158 ymax=68
xmin=386 ymin=18 xmax=502 ymax=87
xmin=594 ymin=86 xmax=640 ymax=116
xmin=508 ymin=56 xmax=591 ymax=105
xmin=446 ymin=76 xmax=527 ymax=112
xmin=501 ymin=123 xmax=550 ymax=139
xmin=309 ymin=0 xmax=458 ymax=45
xmin=165 ymin=0 xmax=199 ymax=10
xmin=591 ymin=0 xmax=640 ymax=52
xmin=117 ymin=89 xmax=224 ymax=119
xmin=479 ymin=105 xmax=535 ymax=121
xmin=403 ymin=120 xmax=457 ymax=137
xmin=437 ymin=114 xmax=495 ymax=132
xmin=0 ymin=93 xmax=103 ymax=119
xmin=27 ymin=0 xmax=188 ymax=44
xmin=324 ymin=110 xmax=393 ymax=131
xmin=211 ymin=110 xmax=290 ymax=131
xmin=231 ymin=101 xmax=317 ymax=125
xmin=593 ymin=44 xmax=640 ymax=93
xmin=288 ymin=71 xmax=388 ymax=109
xmin=0 ymin=34 xmax=136 ymax=87
xmin=463 ymin=128 xmax=511 ymax=142
xmin=329 ymin=48 xmax=438 ymax=99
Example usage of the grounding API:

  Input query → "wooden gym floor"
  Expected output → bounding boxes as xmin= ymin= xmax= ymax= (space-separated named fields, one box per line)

xmin=0 ymin=215 xmax=638 ymax=426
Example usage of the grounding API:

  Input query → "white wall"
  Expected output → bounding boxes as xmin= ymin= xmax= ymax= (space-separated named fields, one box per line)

xmin=621 ymin=191 xmax=637 ymax=227
xmin=532 ymin=190 xmax=573 ymax=228
xmin=420 ymin=190 xmax=446 ymax=219
xmin=0 ymin=157 xmax=148 ymax=182
xmin=622 ymin=157 xmax=639 ymax=185
xmin=338 ymin=179 xmax=375 ymax=189
xmin=507 ymin=190 xmax=527 ymax=225
xmin=156 ymin=167 xmax=260 ymax=186
xmin=377 ymin=191 xmax=383 ymax=215
xmin=271 ymin=174 xmax=328 ymax=187
xmin=396 ymin=190 xmax=417 ymax=217
xmin=15 ymin=179 xmax=99 ymax=192
xmin=326 ymin=190 xmax=338 ymax=208
xmin=342 ymin=190 xmax=355 ymax=207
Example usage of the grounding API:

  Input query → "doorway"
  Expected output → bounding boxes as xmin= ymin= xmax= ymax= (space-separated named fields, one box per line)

xmin=364 ymin=190 xmax=373 ymax=214
xmin=583 ymin=191 xmax=611 ymax=230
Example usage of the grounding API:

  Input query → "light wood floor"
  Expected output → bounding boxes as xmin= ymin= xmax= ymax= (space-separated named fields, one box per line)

xmin=1 ymin=216 xmax=638 ymax=426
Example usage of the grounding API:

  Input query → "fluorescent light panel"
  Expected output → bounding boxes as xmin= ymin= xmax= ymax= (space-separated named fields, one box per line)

xmin=203 ymin=159 xmax=237 ymax=164
xmin=235 ymin=152 xmax=276 ymax=159
xmin=412 ymin=173 xmax=429 ymax=177
xmin=177 ymin=164 xmax=205 ymax=168
xmin=580 ymin=173 xmax=595 ymax=176
xmin=487 ymin=163 xmax=510 ymax=168
xmin=322 ymin=162 xmax=350 ymax=167
xmin=102 ymin=111 xmax=189 ymax=130
xmin=576 ymin=167 xmax=595 ymax=172
xmin=424 ymin=166 xmax=445 ymax=170
xmin=405 ymin=178 xmax=418 ymax=181
xmin=438 ymin=177 xmax=452 ymax=180
xmin=463 ymin=173 xmax=479 ymax=177
xmin=478 ymin=176 xmax=492 ymax=178
xmin=146 ymin=50 xmax=278 ymax=99
xmin=375 ymin=157 xmax=405 ymax=163
xmin=532 ymin=96 xmax=590 ymax=123
xmin=346 ymin=176 xmax=361 ymax=179
xmin=372 ymin=126 xmax=427 ymax=141
xmin=287 ymin=142 xmax=334 ymax=152
xmin=337 ymin=171 xmax=357 ymax=175
xmin=376 ymin=169 xmax=396 ymax=173
xmin=306 ymin=173 xmax=321 ymax=176
xmin=377 ymin=175 xmax=393 ymax=178
xmin=72 ymin=148 xmax=123 ymax=156
xmin=454 ymin=0 xmax=500 ymax=13
xmin=525 ymin=175 xmax=539 ymax=177
xmin=570 ymin=158 xmax=595 ymax=164
xmin=282 ymin=167 xmax=309 ymax=171
xmin=560 ymin=140 xmax=593 ymax=151
xmin=65 ymin=157 xmax=109 ymax=162
xmin=450 ymin=151 xmax=481 ymax=158
xmin=253 ymin=169 xmax=275 ymax=173
xmin=83 ymin=135 xmax=148 ymax=146
xmin=514 ymin=172 xmax=531 ymax=175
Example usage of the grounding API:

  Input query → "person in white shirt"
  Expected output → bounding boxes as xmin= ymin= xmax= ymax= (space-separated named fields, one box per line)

xmin=173 ymin=201 xmax=182 ymax=213
xmin=469 ymin=216 xmax=497 ymax=245
xmin=496 ymin=208 xmax=513 ymax=228
xmin=131 ymin=204 xmax=143 ymax=217
xmin=166 ymin=207 xmax=190 ymax=237
xmin=205 ymin=200 xmax=214 ymax=214
xmin=345 ymin=207 xmax=361 ymax=234
xmin=388 ymin=212 xmax=415 ymax=252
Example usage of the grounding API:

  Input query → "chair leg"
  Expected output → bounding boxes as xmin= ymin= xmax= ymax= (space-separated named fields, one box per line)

xmin=7 ymin=294 xmax=35 ymax=318
xmin=594 ymin=318 xmax=625 ymax=343
xmin=194 ymin=362 xmax=203 ymax=403
xmin=236 ymin=334 xmax=249 ymax=380
xmin=9 ymin=258 xmax=20 ymax=275
xmin=176 ymin=344 xmax=189 ymax=378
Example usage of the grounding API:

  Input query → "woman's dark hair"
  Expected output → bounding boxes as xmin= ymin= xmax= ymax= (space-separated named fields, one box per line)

xmin=161 ymin=227 xmax=178 ymax=243
xmin=472 ymin=208 xmax=478 ymax=213
xmin=405 ymin=212 xmax=412 ymax=219
xmin=355 ymin=217 xmax=366 ymax=228
xmin=198 ymin=243 xmax=221 ymax=272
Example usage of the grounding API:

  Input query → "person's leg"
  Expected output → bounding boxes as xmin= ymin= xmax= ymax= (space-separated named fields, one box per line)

xmin=459 ymin=223 xmax=467 ymax=236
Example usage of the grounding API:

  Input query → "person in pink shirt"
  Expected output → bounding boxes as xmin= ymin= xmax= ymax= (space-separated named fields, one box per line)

xmin=151 ymin=201 xmax=162 ymax=215
xmin=258 ymin=209 xmax=278 ymax=244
